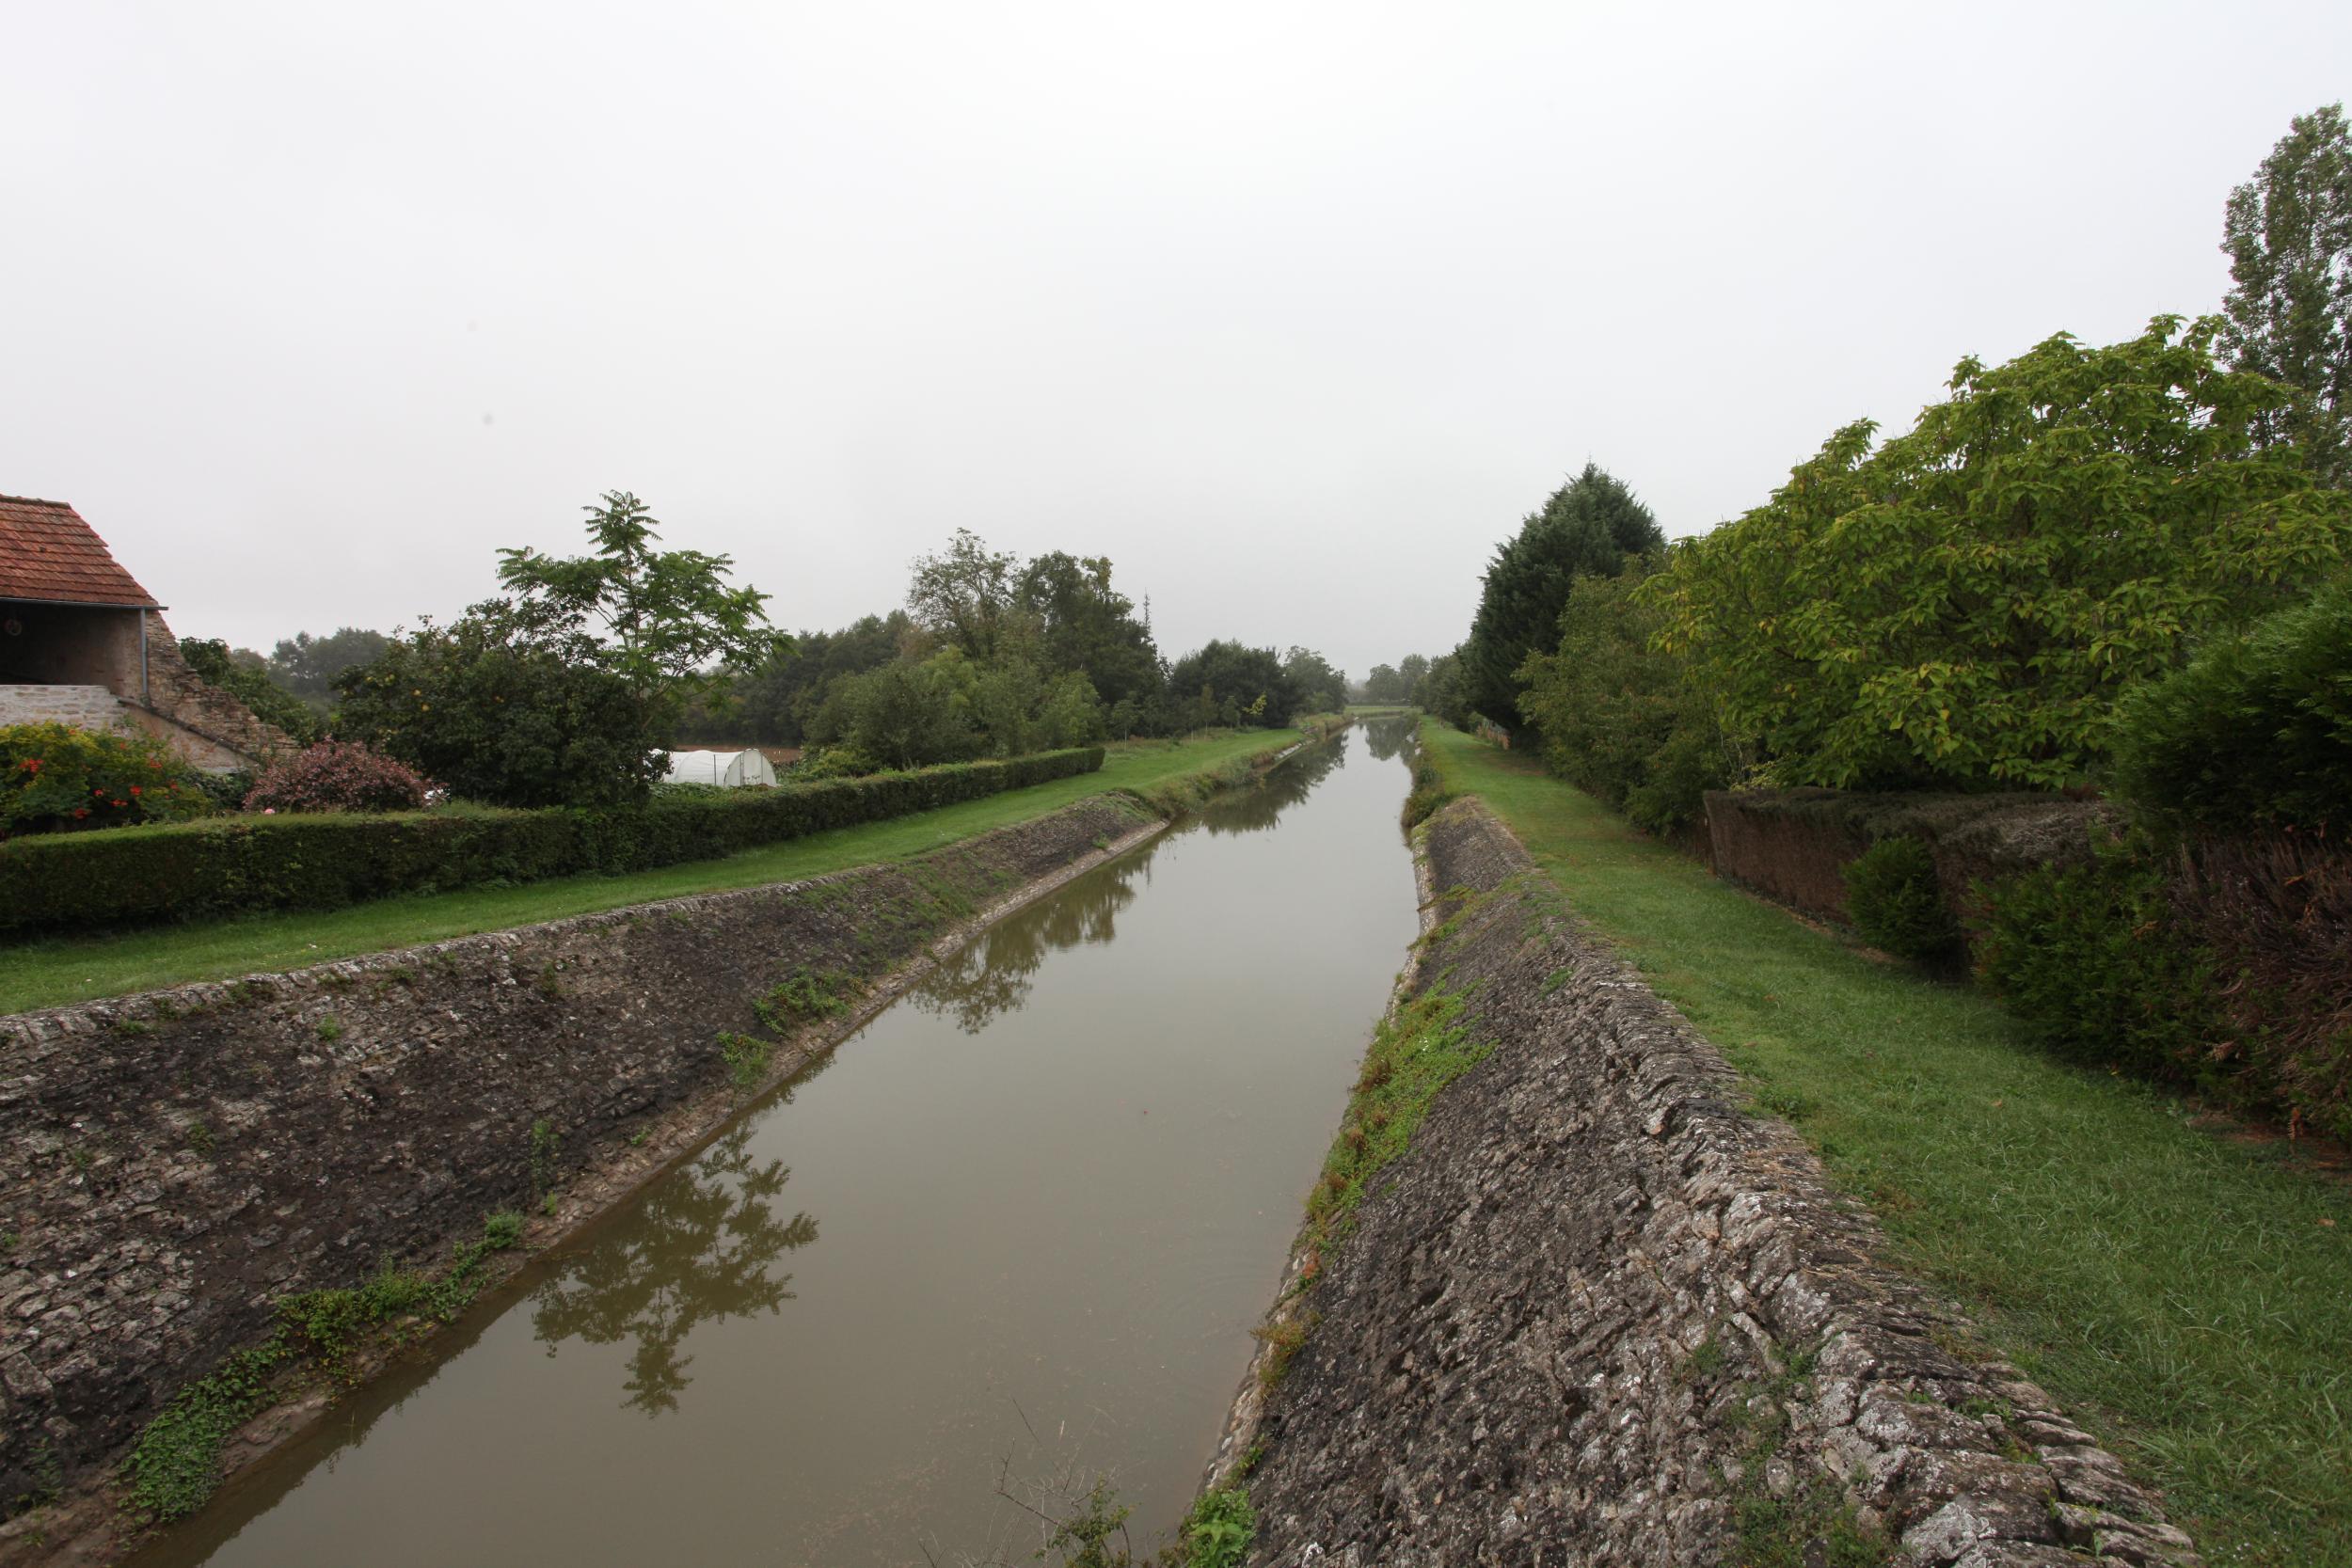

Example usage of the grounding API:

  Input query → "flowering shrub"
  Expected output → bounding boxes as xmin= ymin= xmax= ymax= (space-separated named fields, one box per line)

xmin=0 ymin=721 xmax=213 ymax=836
xmin=243 ymin=740 xmax=432 ymax=814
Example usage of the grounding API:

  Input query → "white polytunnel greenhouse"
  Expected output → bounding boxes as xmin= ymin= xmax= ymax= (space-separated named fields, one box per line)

xmin=660 ymin=748 xmax=780 ymax=787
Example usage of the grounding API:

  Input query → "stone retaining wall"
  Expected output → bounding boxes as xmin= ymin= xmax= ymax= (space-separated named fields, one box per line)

xmin=1228 ymin=799 xmax=2197 ymax=1566
xmin=0 ymin=684 xmax=128 ymax=733
xmin=0 ymin=795 xmax=1155 ymax=1538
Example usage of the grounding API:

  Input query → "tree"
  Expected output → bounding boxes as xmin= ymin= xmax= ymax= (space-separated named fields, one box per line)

xmin=1015 ymin=551 xmax=1162 ymax=709
xmin=908 ymin=529 xmax=1025 ymax=663
xmin=1279 ymin=646 xmax=1346 ymax=713
xmin=1645 ymin=317 xmax=2352 ymax=790
xmin=266 ymin=627 xmax=391 ymax=706
xmin=1463 ymin=464 xmax=1662 ymax=726
xmin=1516 ymin=565 xmax=1731 ymax=835
xmin=821 ymin=653 xmax=978 ymax=769
xmin=334 ymin=601 xmax=660 ymax=808
xmin=1362 ymin=663 xmax=1408 ymax=704
xmin=1411 ymin=649 xmax=1470 ymax=727
xmin=2222 ymin=103 xmax=2352 ymax=483
xmin=1165 ymin=641 xmax=1299 ymax=729
xmin=1398 ymin=653 xmax=1430 ymax=693
xmin=496 ymin=491 xmax=786 ymax=729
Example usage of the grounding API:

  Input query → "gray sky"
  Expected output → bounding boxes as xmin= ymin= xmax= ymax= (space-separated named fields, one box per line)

xmin=6 ymin=2 xmax=2347 ymax=681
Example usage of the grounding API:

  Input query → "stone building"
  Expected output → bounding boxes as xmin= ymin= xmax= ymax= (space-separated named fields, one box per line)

xmin=0 ymin=494 xmax=291 ymax=769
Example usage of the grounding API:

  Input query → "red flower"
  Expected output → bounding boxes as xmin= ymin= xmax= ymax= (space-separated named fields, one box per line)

xmin=93 ymin=786 xmax=105 ymax=797
xmin=130 ymin=785 xmax=142 ymax=796
xmin=72 ymin=807 xmax=88 ymax=818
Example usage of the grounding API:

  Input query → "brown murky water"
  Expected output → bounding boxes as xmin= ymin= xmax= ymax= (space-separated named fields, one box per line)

xmin=133 ymin=721 xmax=1420 ymax=1567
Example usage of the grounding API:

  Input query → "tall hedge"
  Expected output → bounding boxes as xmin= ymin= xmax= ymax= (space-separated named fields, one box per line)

xmin=0 ymin=748 xmax=1104 ymax=935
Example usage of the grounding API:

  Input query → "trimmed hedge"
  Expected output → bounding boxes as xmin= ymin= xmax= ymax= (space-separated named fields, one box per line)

xmin=0 ymin=748 xmax=1104 ymax=936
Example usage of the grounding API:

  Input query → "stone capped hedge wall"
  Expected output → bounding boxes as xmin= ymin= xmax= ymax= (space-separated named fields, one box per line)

xmin=1229 ymin=799 xmax=2197 ymax=1567
xmin=0 ymin=795 xmax=1154 ymax=1525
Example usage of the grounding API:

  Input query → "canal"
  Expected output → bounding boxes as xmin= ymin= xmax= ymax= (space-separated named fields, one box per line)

xmin=134 ymin=719 xmax=1421 ymax=1567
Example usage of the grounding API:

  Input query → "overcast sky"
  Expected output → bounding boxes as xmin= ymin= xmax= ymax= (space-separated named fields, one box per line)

xmin=5 ymin=3 xmax=2346 ymax=679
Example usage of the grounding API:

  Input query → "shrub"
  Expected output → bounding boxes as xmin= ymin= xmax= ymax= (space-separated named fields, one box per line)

xmin=1841 ymin=836 xmax=1961 ymax=963
xmin=0 ymin=747 xmax=1105 ymax=933
xmin=0 ymin=721 xmax=212 ymax=836
xmin=1647 ymin=318 xmax=2352 ymax=790
xmin=244 ymin=740 xmax=432 ymax=814
xmin=1974 ymin=841 xmax=2223 ymax=1084
xmin=2110 ymin=580 xmax=2352 ymax=834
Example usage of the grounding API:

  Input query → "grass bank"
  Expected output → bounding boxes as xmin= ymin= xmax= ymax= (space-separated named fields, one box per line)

xmin=1 ymin=728 xmax=1317 ymax=1016
xmin=1418 ymin=721 xmax=2351 ymax=1568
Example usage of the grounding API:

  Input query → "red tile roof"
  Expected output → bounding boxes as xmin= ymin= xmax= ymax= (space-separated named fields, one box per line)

xmin=0 ymin=495 xmax=162 ymax=609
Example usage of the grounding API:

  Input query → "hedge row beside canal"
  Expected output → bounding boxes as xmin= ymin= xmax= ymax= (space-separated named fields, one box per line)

xmin=0 ymin=747 xmax=1105 ymax=936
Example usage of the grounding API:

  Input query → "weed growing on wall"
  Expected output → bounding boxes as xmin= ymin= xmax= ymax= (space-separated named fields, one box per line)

xmin=717 ymin=1030 xmax=775 ymax=1092
xmin=754 ymin=968 xmax=854 ymax=1030
xmin=124 ymin=1212 xmax=530 ymax=1521
xmin=528 ymin=1118 xmax=563 ymax=1204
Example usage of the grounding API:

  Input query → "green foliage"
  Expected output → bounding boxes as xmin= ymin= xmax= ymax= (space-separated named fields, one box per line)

xmin=1464 ymin=462 xmax=1662 ymax=727
xmin=1647 ymin=318 xmax=2352 ymax=790
xmin=1304 ymin=986 xmax=1484 ymax=1253
xmin=1841 ymin=837 xmax=1961 ymax=964
xmin=1017 ymin=550 xmax=1163 ymax=711
xmin=528 ymin=1118 xmax=563 ymax=1203
xmin=1165 ymin=641 xmax=1302 ymax=729
xmin=264 ymin=626 xmax=390 ymax=709
xmin=755 ymin=967 xmax=854 ymax=1029
xmin=0 ymin=747 xmax=1104 ymax=934
xmin=119 ymin=1336 xmax=290 ymax=1521
xmin=1362 ymin=662 xmax=1408 ymax=705
xmin=0 ymin=720 xmax=212 ymax=835
xmin=1039 ymin=1481 xmax=1133 ymax=1568
xmin=818 ymin=651 xmax=982 ymax=769
xmin=1280 ymin=646 xmax=1347 ymax=714
xmin=334 ymin=600 xmax=661 ymax=809
xmin=716 ymin=1030 xmax=774 ymax=1091
xmin=2111 ymin=579 xmax=2352 ymax=833
xmin=1180 ymin=1487 xmax=1256 ymax=1568
xmin=1410 ymin=647 xmax=1470 ymax=729
xmin=483 ymin=1211 xmax=524 ymax=1250
xmin=2221 ymin=103 xmax=2352 ymax=483
xmin=496 ymin=490 xmax=787 ymax=709
xmin=176 ymin=637 xmax=320 ymax=744
xmin=1974 ymin=843 xmax=2222 ymax=1083
xmin=1514 ymin=565 xmax=1731 ymax=835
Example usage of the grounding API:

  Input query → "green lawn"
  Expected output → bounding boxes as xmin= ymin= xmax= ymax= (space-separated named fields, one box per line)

xmin=0 ymin=730 xmax=1296 ymax=1017
xmin=1420 ymin=721 xmax=2350 ymax=1568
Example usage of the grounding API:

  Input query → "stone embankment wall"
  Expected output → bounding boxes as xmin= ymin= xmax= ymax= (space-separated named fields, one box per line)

xmin=1704 ymin=786 xmax=2113 ymax=929
xmin=0 ymin=685 xmax=127 ymax=732
xmin=0 ymin=795 xmax=1156 ymax=1534
xmin=1227 ymin=800 xmax=2197 ymax=1567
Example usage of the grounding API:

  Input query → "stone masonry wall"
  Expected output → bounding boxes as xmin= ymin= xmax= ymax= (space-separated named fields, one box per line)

xmin=1230 ymin=799 xmax=2198 ymax=1567
xmin=0 ymin=795 xmax=1154 ymax=1526
xmin=0 ymin=685 xmax=130 ymax=734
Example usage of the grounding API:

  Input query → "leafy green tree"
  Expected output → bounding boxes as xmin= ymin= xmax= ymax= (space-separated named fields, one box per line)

xmin=908 ymin=529 xmax=1025 ymax=663
xmin=2222 ymin=103 xmax=2352 ymax=483
xmin=1016 ymin=551 xmax=1162 ymax=709
xmin=1279 ymin=646 xmax=1346 ymax=713
xmin=683 ymin=612 xmax=912 ymax=745
xmin=1646 ymin=317 xmax=2352 ymax=790
xmin=1398 ymin=653 xmax=1429 ymax=694
xmin=1165 ymin=641 xmax=1298 ymax=728
xmin=334 ymin=602 xmax=659 ymax=807
xmin=265 ymin=627 xmax=390 ymax=707
xmin=1516 ymin=565 xmax=1731 ymax=834
xmin=1410 ymin=648 xmax=1469 ymax=727
xmin=178 ymin=637 xmax=320 ymax=744
xmin=1464 ymin=463 xmax=1661 ymax=726
xmin=820 ymin=652 xmax=979 ymax=769
xmin=1362 ymin=663 xmax=1407 ymax=704
xmin=496 ymin=491 xmax=786 ymax=730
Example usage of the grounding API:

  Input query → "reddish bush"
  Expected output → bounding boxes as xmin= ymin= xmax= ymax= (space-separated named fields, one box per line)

xmin=243 ymin=740 xmax=432 ymax=815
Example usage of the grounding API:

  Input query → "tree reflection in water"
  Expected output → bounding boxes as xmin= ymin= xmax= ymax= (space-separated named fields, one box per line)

xmin=1194 ymin=735 xmax=1343 ymax=837
xmin=531 ymin=1123 xmax=818 ymax=1415
xmin=1359 ymin=714 xmax=1418 ymax=762
xmin=914 ymin=855 xmax=1144 ymax=1033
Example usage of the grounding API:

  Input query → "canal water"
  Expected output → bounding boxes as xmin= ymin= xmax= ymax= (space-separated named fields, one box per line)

xmin=135 ymin=720 xmax=1421 ymax=1567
